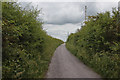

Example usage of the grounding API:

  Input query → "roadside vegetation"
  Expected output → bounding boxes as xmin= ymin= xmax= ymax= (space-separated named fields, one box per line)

xmin=66 ymin=8 xmax=120 ymax=78
xmin=2 ymin=2 xmax=63 ymax=79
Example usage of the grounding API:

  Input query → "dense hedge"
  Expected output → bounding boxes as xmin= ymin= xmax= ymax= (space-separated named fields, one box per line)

xmin=2 ymin=2 xmax=63 ymax=79
xmin=66 ymin=9 xmax=120 ymax=78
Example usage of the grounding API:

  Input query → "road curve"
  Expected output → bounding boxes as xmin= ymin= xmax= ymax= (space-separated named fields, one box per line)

xmin=46 ymin=43 xmax=101 ymax=78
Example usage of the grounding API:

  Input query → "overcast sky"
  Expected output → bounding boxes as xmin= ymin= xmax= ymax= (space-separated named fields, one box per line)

xmin=18 ymin=0 xmax=119 ymax=42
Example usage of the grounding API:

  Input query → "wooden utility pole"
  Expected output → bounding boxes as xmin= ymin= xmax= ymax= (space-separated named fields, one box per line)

xmin=85 ymin=6 xmax=87 ymax=21
xmin=117 ymin=1 xmax=120 ymax=33
xmin=67 ymin=32 xmax=69 ymax=37
xmin=118 ymin=1 xmax=120 ymax=21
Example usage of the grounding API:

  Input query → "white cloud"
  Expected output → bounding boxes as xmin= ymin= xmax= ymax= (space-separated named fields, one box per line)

xmin=19 ymin=2 xmax=118 ymax=41
xmin=32 ymin=3 xmax=85 ymax=25
xmin=43 ymin=23 xmax=81 ymax=42
xmin=29 ymin=2 xmax=117 ymax=25
xmin=17 ymin=0 xmax=120 ymax=2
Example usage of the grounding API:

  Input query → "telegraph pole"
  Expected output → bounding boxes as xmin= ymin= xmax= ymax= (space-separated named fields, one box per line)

xmin=117 ymin=1 xmax=120 ymax=32
xmin=85 ymin=6 xmax=87 ymax=21
xmin=118 ymin=1 xmax=120 ymax=21
xmin=67 ymin=32 xmax=69 ymax=36
xmin=116 ymin=1 xmax=120 ymax=41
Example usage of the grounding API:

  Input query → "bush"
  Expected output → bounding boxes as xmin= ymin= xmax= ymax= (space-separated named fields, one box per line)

xmin=2 ymin=2 xmax=63 ymax=79
xmin=66 ymin=10 xmax=120 ymax=78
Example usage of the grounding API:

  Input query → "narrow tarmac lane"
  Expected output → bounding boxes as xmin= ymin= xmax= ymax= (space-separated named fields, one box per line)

xmin=46 ymin=43 xmax=101 ymax=78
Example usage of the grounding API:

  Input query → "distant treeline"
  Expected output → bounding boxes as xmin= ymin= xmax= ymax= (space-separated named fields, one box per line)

xmin=66 ymin=9 xmax=120 ymax=78
xmin=2 ymin=2 xmax=63 ymax=79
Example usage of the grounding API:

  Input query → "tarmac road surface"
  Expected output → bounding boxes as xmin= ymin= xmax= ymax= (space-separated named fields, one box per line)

xmin=46 ymin=43 xmax=101 ymax=78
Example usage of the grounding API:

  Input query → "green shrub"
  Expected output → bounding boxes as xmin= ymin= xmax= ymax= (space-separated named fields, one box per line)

xmin=66 ymin=10 xmax=120 ymax=78
xmin=2 ymin=2 xmax=63 ymax=79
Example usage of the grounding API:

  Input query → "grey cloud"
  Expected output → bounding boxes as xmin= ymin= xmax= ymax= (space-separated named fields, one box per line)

xmin=19 ymin=2 xmax=118 ymax=41
xmin=37 ymin=2 xmax=117 ymax=25
xmin=19 ymin=2 xmax=117 ymax=25
xmin=36 ymin=2 xmax=90 ymax=25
